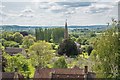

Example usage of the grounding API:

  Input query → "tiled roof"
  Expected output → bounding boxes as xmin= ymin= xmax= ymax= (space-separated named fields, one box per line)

xmin=2 ymin=72 xmax=24 ymax=79
xmin=34 ymin=66 xmax=96 ymax=79
xmin=5 ymin=47 xmax=23 ymax=55
xmin=34 ymin=67 xmax=84 ymax=79
xmin=2 ymin=72 xmax=14 ymax=78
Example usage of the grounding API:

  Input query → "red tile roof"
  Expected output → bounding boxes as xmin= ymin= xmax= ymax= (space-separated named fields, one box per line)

xmin=34 ymin=66 xmax=96 ymax=79
xmin=34 ymin=67 xmax=84 ymax=79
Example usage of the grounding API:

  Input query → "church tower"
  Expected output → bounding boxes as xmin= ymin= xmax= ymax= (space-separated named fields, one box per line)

xmin=64 ymin=19 xmax=69 ymax=39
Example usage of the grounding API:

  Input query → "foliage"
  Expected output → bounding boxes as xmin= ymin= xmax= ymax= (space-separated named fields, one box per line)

xmin=2 ymin=24 xmax=118 ymax=78
xmin=22 ymin=35 xmax=35 ymax=49
xmin=2 ymin=32 xmax=14 ymax=41
xmin=81 ymin=38 xmax=89 ymax=45
xmin=3 ymin=41 xmax=19 ymax=47
xmin=35 ymin=28 xmax=64 ymax=43
xmin=20 ymin=31 xmax=29 ymax=36
xmin=0 ymin=43 xmax=2 ymax=49
xmin=90 ymin=32 xmax=96 ymax=37
xmin=0 ymin=43 xmax=4 ymax=50
xmin=50 ymin=28 xmax=64 ymax=43
xmin=116 ymin=22 xmax=120 ymax=79
xmin=76 ymin=37 xmax=82 ymax=44
xmin=51 ymin=43 xmax=59 ymax=50
xmin=28 ymin=41 xmax=55 ymax=68
xmin=86 ymin=45 xmax=93 ymax=56
xmin=58 ymin=38 xmax=79 ymax=57
xmin=3 ymin=53 xmax=35 ymax=78
xmin=13 ymin=32 xmax=23 ymax=44
xmin=71 ymin=36 xmax=76 ymax=41
xmin=0 ymin=38 xmax=6 ymax=45
xmin=91 ymin=27 xmax=119 ymax=78
xmin=53 ymin=56 xmax=67 ymax=68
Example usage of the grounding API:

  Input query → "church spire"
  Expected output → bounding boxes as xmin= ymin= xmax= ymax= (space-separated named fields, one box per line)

xmin=64 ymin=19 xmax=69 ymax=39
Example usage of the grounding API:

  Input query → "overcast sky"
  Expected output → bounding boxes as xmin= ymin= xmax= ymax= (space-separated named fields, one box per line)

xmin=0 ymin=0 xmax=119 ymax=26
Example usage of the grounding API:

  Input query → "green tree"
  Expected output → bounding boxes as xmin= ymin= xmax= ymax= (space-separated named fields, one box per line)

xmin=22 ymin=35 xmax=35 ymax=49
xmin=90 ymin=32 xmax=96 ymax=37
xmin=86 ymin=45 xmax=93 ymax=56
xmin=35 ymin=28 xmax=64 ymax=43
xmin=13 ymin=32 xmax=23 ymax=44
xmin=2 ymin=32 xmax=14 ymax=41
xmin=91 ymin=27 xmax=119 ymax=78
xmin=52 ymin=28 xmax=64 ymax=43
xmin=58 ymin=38 xmax=79 ymax=57
xmin=81 ymin=38 xmax=89 ymax=45
xmin=76 ymin=37 xmax=82 ymax=44
xmin=0 ymin=42 xmax=4 ymax=50
xmin=28 ymin=41 xmax=55 ymax=68
xmin=3 ymin=41 xmax=19 ymax=47
xmin=3 ymin=53 xmax=35 ymax=78
xmin=53 ymin=56 xmax=67 ymax=68
xmin=116 ymin=21 xmax=120 ymax=79
xmin=35 ymin=28 xmax=44 ymax=40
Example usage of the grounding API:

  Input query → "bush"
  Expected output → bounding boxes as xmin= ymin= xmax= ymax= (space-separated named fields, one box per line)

xmin=3 ymin=41 xmax=19 ymax=47
xmin=2 ymin=32 xmax=14 ymax=41
xmin=13 ymin=32 xmax=23 ymax=44
xmin=53 ymin=56 xmax=67 ymax=68
xmin=86 ymin=45 xmax=93 ymax=56
xmin=28 ymin=41 xmax=55 ymax=68
xmin=22 ymin=35 xmax=35 ymax=49
xmin=3 ymin=53 xmax=35 ymax=78
xmin=58 ymin=39 xmax=79 ymax=57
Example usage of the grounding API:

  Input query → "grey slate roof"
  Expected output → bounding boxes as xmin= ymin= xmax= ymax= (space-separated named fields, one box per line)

xmin=5 ymin=47 xmax=25 ymax=56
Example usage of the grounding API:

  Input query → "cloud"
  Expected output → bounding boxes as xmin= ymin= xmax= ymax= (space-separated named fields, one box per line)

xmin=21 ymin=8 xmax=34 ymax=13
xmin=1 ymin=1 xmax=118 ymax=25
xmin=19 ymin=7 xmax=34 ymax=18
xmin=85 ymin=2 xmax=115 ymax=14
xmin=39 ymin=2 xmax=50 ymax=9
xmin=19 ymin=14 xmax=34 ymax=18
xmin=39 ymin=2 xmax=93 ymax=16
xmin=0 ymin=10 xmax=9 ymax=22
xmin=0 ymin=1 xmax=5 ymax=13
xmin=38 ymin=1 xmax=117 ymax=18
xmin=2 ymin=0 xmax=120 ymax=2
xmin=0 ymin=11 xmax=7 ymax=17
xmin=49 ymin=4 xmax=66 ymax=13
xmin=38 ymin=2 xmax=116 ymax=14
xmin=56 ymin=2 xmax=92 ymax=7
xmin=39 ymin=2 xmax=66 ymax=14
xmin=0 ymin=1 xmax=4 ymax=7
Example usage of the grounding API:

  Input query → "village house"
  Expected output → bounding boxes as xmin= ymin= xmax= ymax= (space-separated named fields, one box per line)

xmin=4 ymin=47 xmax=26 ymax=56
xmin=2 ymin=72 xmax=24 ymax=80
xmin=34 ymin=66 xmax=96 ymax=80
xmin=2 ymin=68 xmax=24 ymax=80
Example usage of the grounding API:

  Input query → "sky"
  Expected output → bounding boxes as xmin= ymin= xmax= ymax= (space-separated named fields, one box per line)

xmin=0 ymin=0 xmax=119 ymax=26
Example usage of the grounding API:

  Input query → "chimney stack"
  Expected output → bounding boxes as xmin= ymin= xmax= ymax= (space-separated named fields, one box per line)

xmin=84 ymin=66 xmax=88 ymax=74
xmin=84 ymin=66 xmax=88 ymax=80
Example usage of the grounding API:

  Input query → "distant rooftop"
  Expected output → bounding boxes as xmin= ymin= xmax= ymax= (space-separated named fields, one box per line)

xmin=5 ymin=47 xmax=24 ymax=56
xmin=34 ymin=66 xmax=96 ymax=79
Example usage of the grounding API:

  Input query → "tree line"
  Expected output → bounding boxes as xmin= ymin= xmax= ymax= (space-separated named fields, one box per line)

xmin=35 ymin=28 xmax=64 ymax=43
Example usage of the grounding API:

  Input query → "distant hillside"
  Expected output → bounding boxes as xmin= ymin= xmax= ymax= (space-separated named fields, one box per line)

xmin=0 ymin=25 xmax=108 ymax=32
